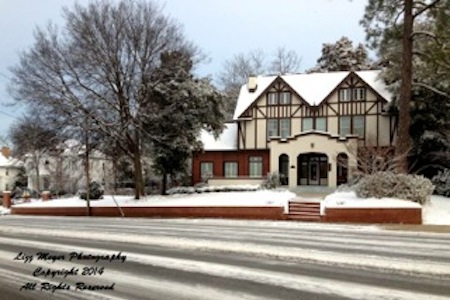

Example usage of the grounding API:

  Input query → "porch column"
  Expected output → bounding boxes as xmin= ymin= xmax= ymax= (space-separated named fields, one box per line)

xmin=328 ymin=161 xmax=337 ymax=188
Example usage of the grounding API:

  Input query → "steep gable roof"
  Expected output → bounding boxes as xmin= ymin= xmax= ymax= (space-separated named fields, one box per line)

xmin=233 ymin=70 xmax=391 ymax=120
xmin=0 ymin=153 xmax=22 ymax=168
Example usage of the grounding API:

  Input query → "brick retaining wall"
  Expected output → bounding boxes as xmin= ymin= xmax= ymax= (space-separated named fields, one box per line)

xmin=324 ymin=207 xmax=422 ymax=224
xmin=11 ymin=206 xmax=286 ymax=220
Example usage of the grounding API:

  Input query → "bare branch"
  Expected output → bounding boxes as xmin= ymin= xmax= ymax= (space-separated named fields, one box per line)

xmin=413 ymin=0 xmax=442 ymax=19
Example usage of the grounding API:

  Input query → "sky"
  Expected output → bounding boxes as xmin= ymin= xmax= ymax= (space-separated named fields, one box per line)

xmin=0 ymin=0 xmax=368 ymax=145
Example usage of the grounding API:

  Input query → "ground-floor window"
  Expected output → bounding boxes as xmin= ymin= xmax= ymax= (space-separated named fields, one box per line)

xmin=278 ymin=154 xmax=289 ymax=185
xmin=337 ymin=153 xmax=348 ymax=185
xmin=200 ymin=162 xmax=213 ymax=180
xmin=224 ymin=161 xmax=238 ymax=178
xmin=249 ymin=156 xmax=263 ymax=178
xmin=297 ymin=153 xmax=328 ymax=186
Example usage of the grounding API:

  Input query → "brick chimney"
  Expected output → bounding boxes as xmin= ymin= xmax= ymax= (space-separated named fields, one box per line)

xmin=1 ymin=146 xmax=11 ymax=158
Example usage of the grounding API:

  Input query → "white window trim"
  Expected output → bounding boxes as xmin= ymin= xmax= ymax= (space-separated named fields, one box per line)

xmin=224 ymin=162 xmax=238 ymax=178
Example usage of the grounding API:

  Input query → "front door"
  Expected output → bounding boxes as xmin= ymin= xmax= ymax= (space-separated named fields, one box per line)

xmin=297 ymin=153 xmax=328 ymax=186
xmin=309 ymin=161 xmax=320 ymax=185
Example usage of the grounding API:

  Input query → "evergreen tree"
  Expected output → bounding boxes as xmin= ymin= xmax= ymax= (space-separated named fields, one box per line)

xmin=146 ymin=51 xmax=225 ymax=194
xmin=307 ymin=36 xmax=373 ymax=73
xmin=361 ymin=0 xmax=448 ymax=172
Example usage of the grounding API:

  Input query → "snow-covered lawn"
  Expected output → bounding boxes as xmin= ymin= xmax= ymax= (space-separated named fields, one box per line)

xmin=3 ymin=189 xmax=450 ymax=225
xmin=323 ymin=191 xmax=450 ymax=225
xmin=10 ymin=189 xmax=295 ymax=208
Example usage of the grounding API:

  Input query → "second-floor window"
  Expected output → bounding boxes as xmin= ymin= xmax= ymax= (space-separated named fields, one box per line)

xmin=340 ymin=116 xmax=365 ymax=137
xmin=267 ymin=119 xmax=290 ymax=139
xmin=302 ymin=117 xmax=326 ymax=132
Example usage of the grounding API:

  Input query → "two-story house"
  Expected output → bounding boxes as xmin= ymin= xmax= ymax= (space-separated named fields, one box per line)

xmin=192 ymin=70 xmax=396 ymax=188
xmin=0 ymin=146 xmax=23 ymax=191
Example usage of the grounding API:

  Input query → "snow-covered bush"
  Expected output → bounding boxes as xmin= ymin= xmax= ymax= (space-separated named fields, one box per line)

xmin=79 ymin=181 xmax=104 ymax=200
xmin=355 ymin=171 xmax=434 ymax=204
xmin=167 ymin=185 xmax=259 ymax=195
xmin=262 ymin=172 xmax=281 ymax=189
xmin=431 ymin=169 xmax=450 ymax=197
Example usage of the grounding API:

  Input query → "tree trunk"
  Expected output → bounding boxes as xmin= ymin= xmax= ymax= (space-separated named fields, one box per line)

xmin=34 ymin=153 xmax=40 ymax=193
xmin=85 ymin=124 xmax=91 ymax=216
xmin=397 ymin=0 xmax=413 ymax=173
xmin=161 ymin=172 xmax=167 ymax=195
xmin=132 ymin=130 xmax=144 ymax=199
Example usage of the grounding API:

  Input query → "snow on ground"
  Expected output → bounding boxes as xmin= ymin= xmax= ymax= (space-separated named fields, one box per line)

xmin=322 ymin=191 xmax=450 ymax=225
xmin=11 ymin=189 xmax=295 ymax=209
xmin=423 ymin=195 xmax=450 ymax=225
xmin=0 ymin=207 xmax=10 ymax=215
xmin=322 ymin=191 xmax=421 ymax=215
xmin=5 ymin=189 xmax=450 ymax=225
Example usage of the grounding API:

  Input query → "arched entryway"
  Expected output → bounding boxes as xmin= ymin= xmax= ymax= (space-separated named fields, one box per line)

xmin=297 ymin=153 xmax=328 ymax=186
xmin=278 ymin=154 xmax=289 ymax=185
xmin=337 ymin=153 xmax=348 ymax=185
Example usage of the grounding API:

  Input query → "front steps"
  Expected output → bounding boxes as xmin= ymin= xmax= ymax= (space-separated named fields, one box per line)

xmin=287 ymin=200 xmax=322 ymax=222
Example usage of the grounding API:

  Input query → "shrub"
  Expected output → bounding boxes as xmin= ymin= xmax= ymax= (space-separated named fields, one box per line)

xmin=431 ymin=169 xmax=450 ymax=197
xmin=355 ymin=171 xmax=434 ymax=204
xmin=79 ymin=181 xmax=104 ymax=200
xmin=166 ymin=185 xmax=259 ymax=195
xmin=262 ymin=172 xmax=281 ymax=189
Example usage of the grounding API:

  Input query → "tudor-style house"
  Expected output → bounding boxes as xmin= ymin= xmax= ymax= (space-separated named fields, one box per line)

xmin=192 ymin=70 xmax=396 ymax=188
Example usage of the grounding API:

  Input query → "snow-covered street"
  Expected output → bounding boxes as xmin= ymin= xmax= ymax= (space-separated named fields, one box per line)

xmin=0 ymin=216 xmax=449 ymax=299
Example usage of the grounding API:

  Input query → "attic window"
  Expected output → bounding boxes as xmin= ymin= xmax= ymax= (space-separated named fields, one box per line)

xmin=268 ymin=93 xmax=277 ymax=105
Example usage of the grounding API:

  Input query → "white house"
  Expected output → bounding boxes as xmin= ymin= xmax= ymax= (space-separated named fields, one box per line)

xmin=25 ymin=140 xmax=113 ymax=193
xmin=0 ymin=147 xmax=23 ymax=191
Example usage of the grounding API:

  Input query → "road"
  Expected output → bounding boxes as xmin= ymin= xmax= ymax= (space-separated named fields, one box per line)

xmin=0 ymin=216 xmax=449 ymax=300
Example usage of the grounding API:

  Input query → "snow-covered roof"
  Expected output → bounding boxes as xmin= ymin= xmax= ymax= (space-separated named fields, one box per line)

xmin=0 ymin=153 xmax=23 ymax=168
xmin=200 ymin=123 xmax=237 ymax=151
xmin=234 ymin=70 xmax=391 ymax=120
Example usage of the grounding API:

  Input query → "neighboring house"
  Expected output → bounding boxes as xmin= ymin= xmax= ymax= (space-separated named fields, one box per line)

xmin=0 ymin=147 xmax=23 ymax=191
xmin=193 ymin=70 xmax=395 ymax=188
xmin=25 ymin=140 xmax=113 ymax=193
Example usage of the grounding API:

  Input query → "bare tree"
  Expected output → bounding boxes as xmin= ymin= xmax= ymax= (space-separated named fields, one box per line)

xmin=218 ymin=49 xmax=266 ymax=116
xmin=269 ymin=47 xmax=302 ymax=75
xmin=219 ymin=47 xmax=301 ymax=117
xmin=8 ymin=114 xmax=61 ymax=192
xmin=9 ymin=0 xmax=198 ymax=199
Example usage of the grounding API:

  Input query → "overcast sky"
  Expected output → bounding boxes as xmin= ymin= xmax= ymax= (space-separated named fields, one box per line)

xmin=0 ymin=0 xmax=368 ymax=144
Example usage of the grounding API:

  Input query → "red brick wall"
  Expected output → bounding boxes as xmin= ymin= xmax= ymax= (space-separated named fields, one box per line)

xmin=325 ymin=207 xmax=422 ymax=224
xmin=11 ymin=206 xmax=286 ymax=220
xmin=192 ymin=150 xmax=270 ymax=184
